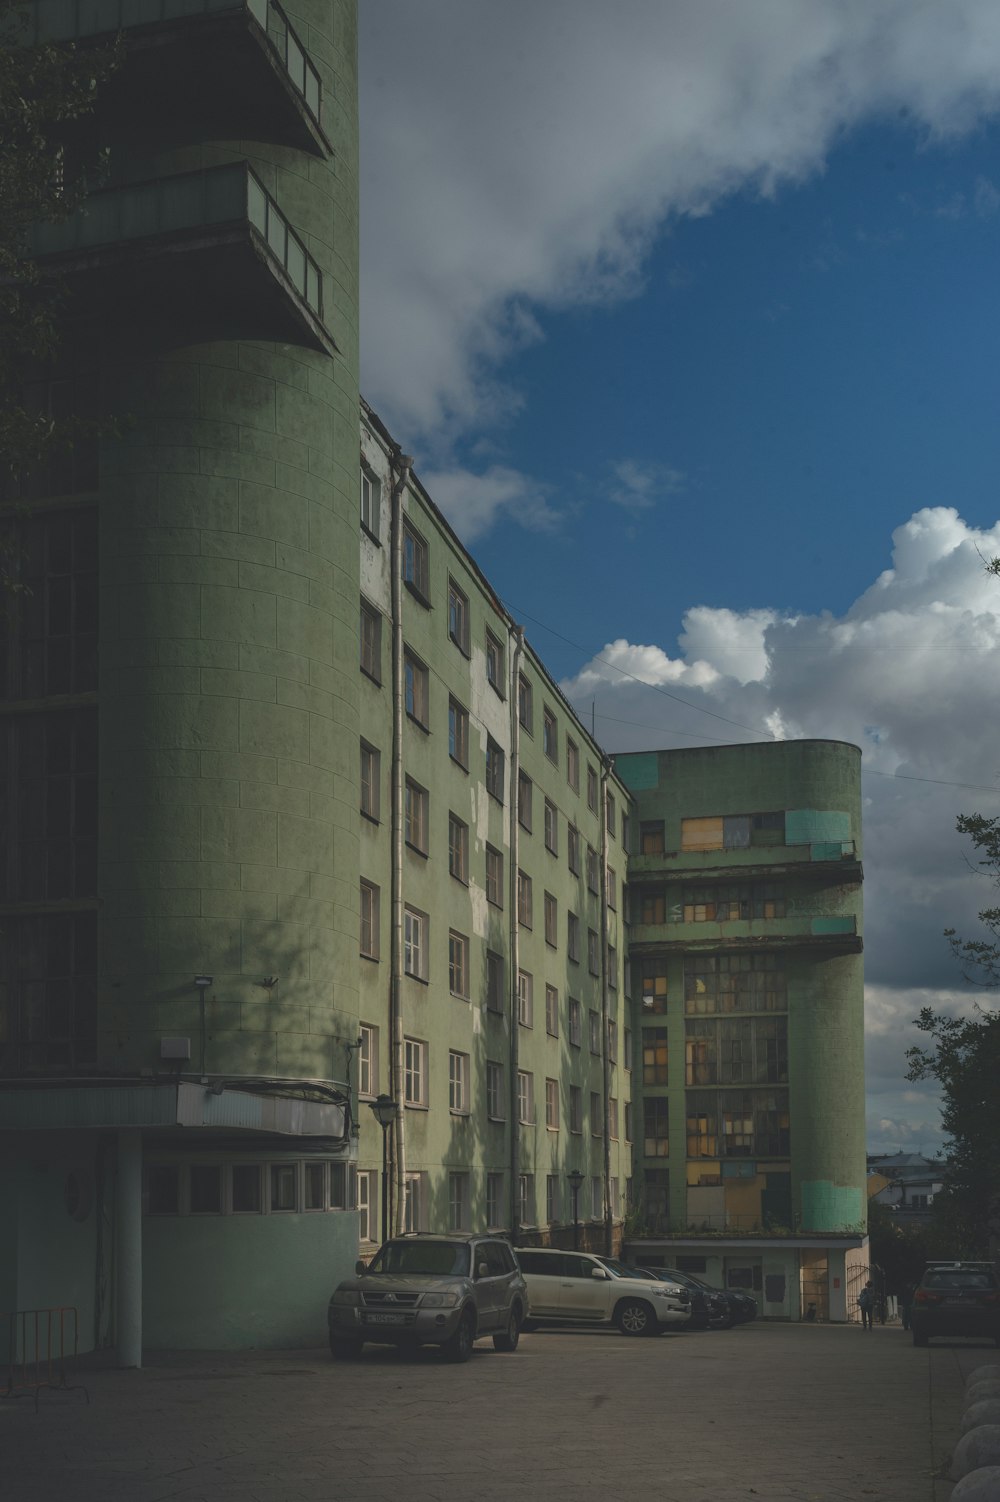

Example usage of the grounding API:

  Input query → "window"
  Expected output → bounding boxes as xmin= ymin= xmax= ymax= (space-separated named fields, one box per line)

xmin=190 ymin=1165 xmax=223 ymax=1214
xmin=545 ymin=1078 xmax=559 ymax=1130
xmin=448 ymin=577 xmax=470 ymax=653
xmin=606 ymin=791 xmax=616 ymax=835
xmin=404 ymin=1171 xmax=427 ymax=1234
xmin=448 ymin=697 xmax=469 ymax=768
xmin=359 ymin=1024 xmax=377 ymax=1097
xmin=569 ymin=1084 xmax=583 ymax=1133
xmin=304 ymin=1162 xmax=326 ymax=1211
xmin=567 ymin=911 xmax=580 ymax=963
xmin=609 ymin=1177 xmax=621 ymax=1218
xmin=360 ymin=879 xmax=379 ymax=959
xmin=587 ymin=928 xmax=599 ymax=976
xmin=486 ymin=630 xmax=505 ymax=695
xmin=404 ymin=778 xmax=428 ymax=854
xmin=566 ymin=737 xmax=579 ymax=792
xmin=587 ymin=765 xmax=598 ymax=812
xmin=543 ymin=797 xmax=558 ymax=855
xmin=608 ymin=1097 xmax=619 ymax=1141
xmin=486 ymin=950 xmax=505 ymax=1013
xmin=517 ymin=969 xmax=534 ymax=1028
xmin=360 ymin=740 xmax=380 ymax=821
xmin=625 ymin=1102 xmax=633 ymax=1142
xmin=448 ymin=1171 xmax=471 ymax=1231
xmin=607 ymin=1019 xmax=618 ymax=1063
xmin=147 ymin=1165 xmax=180 ymax=1215
xmin=644 ymin=1097 xmax=670 ymax=1157
xmin=519 ymin=1173 xmax=534 ymax=1226
xmin=543 ymin=707 xmax=558 ymax=762
xmin=518 ymin=869 xmax=532 ymax=928
xmin=448 ymin=813 xmax=469 ymax=882
xmin=270 ymin=1164 xmax=297 ymax=1212
xmin=486 ymin=737 xmax=504 ymax=802
xmin=545 ymin=983 xmax=559 ymax=1036
xmin=518 ymin=770 xmax=533 ymax=832
xmin=486 ymin=1060 xmax=505 ymax=1119
xmin=232 ymin=1164 xmax=262 ymax=1213
xmin=568 ymin=825 xmax=581 ymax=874
xmin=641 ymin=964 xmax=668 ymax=1015
xmin=607 ymin=945 xmax=618 ymax=990
xmin=591 ymin=1177 xmax=603 ymax=1219
xmin=403 ymin=649 xmax=429 ymax=728
xmin=404 ymin=1037 xmax=427 ymax=1106
xmin=544 ymin=890 xmax=557 ymax=947
xmin=448 ymin=931 xmax=469 ymax=998
xmin=622 ymin=812 xmax=630 ymax=850
xmin=641 ymin=886 xmax=666 ymax=924
xmin=449 ymin=1051 xmax=469 ymax=1113
xmin=683 ymin=953 xmax=787 ymax=1015
xmin=643 ymin=1028 xmax=669 ymax=1085
xmin=568 ymin=998 xmax=582 ymax=1048
xmin=360 ymin=463 xmax=379 ymax=539
xmin=517 ymin=1070 xmax=534 ymax=1124
xmin=546 ymin=1174 xmax=559 ymax=1224
xmin=681 ymin=812 xmax=787 ymax=852
xmin=357 ymin=1170 xmax=377 ymax=1242
xmin=360 ymin=599 xmax=381 ymax=683
xmin=586 ymin=845 xmax=599 ymax=894
xmin=640 ymin=820 xmax=665 ymax=855
xmin=680 ymin=882 xmax=786 ymax=922
xmin=606 ymin=866 xmax=616 ymax=909
xmin=402 ymin=520 xmax=429 ymax=600
xmin=486 ymin=844 xmax=503 ymax=907
xmin=589 ymin=1010 xmax=601 ymax=1055
xmin=518 ymin=674 xmax=533 ymax=733
xmin=486 ymin=1172 xmax=504 ymax=1229
xmin=403 ymin=905 xmax=427 ymax=979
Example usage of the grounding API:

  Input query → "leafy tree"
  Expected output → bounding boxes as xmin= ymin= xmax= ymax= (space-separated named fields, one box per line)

xmin=905 ymin=812 xmax=1000 ymax=1253
xmin=0 ymin=2 xmax=117 ymax=543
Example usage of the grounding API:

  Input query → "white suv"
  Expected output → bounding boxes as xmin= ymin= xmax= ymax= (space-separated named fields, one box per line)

xmin=516 ymin=1249 xmax=690 ymax=1336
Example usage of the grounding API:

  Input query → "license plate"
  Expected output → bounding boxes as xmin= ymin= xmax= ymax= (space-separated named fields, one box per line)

xmin=366 ymin=1313 xmax=406 ymax=1325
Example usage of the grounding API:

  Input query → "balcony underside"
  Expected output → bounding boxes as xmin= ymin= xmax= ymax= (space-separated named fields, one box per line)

xmin=41 ymin=223 xmax=335 ymax=356
xmin=629 ymin=931 xmax=864 ymax=955
xmin=632 ymin=858 xmax=864 ymax=885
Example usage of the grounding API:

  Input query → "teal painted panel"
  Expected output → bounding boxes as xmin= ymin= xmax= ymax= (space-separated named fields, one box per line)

xmin=811 ymin=841 xmax=850 ymax=861
xmin=786 ymin=809 xmax=851 ymax=846
xmin=616 ymin=753 xmax=659 ymax=792
xmin=799 ymin=1181 xmax=865 ymax=1232
xmin=811 ymin=917 xmax=856 ymax=936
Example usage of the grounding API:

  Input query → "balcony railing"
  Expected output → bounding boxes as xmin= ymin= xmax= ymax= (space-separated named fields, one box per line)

xmin=32 ymin=0 xmax=321 ymax=130
xmin=32 ymin=162 xmax=322 ymax=319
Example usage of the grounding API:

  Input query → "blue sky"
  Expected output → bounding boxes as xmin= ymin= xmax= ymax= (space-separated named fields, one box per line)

xmin=359 ymin=1 xmax=1000 ymax=1156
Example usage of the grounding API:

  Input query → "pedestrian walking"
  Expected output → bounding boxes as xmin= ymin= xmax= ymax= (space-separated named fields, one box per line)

xmin=858 ymin=1280 xmax=874 ymax=1330
xmin=899 ymin=1282 xmax=916 ymax=1332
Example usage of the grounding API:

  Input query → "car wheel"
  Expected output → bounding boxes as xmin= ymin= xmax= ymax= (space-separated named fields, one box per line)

xmin=329 ymin=1336 xmax=363 ymax=1360
xmin=443 ymin=1313 xmax=475 ymax=1363
xmin=912 ymin=1328 xmax=929 ymax=1347
xmin=616 ymin=1299 xmax=655 ymax=1337
xmin=493 ymin=1309 xmax=521 ymax=1352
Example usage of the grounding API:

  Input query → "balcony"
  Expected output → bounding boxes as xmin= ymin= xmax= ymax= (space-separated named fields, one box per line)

xmin=31 ymin=0 xmax=329 ymax=156
xmin=629 ymin=913 xmax=861 ymax=954
xmin=629 ymin=841 xmax=862 ymax=885
xmin=32 ymin=163 xmax=333 ymax=354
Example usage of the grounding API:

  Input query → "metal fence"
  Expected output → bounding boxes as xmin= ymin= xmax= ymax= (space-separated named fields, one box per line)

xmin=1 ymin=1307 xmax=89 ymax=1410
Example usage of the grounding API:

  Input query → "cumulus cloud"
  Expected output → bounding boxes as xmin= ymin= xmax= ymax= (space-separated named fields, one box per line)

xmin=559 ymin=507 xmax=1000 ymax=1150
xmin=608 ymin=460 xmax=686 ymax=513
xmin=418 ymin=463 xmax=560 ymax=544
xmin=361 ymin=0 xmax=1000 ymax=449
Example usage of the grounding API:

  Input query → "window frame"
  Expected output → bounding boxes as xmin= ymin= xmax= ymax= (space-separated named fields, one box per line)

xmin=402 ymin=519 xmax=430 ymax=603
xmin=486 ymin=630 xmax=505 ymax=696
xmin=404 ymin=777 xmax=428 ymax=855
xmin=447 ymin=576 xmax=471 ymax=655
xmin=448 ymin=696 xmax=469 ymax=769
xmin=448 ymin=929 xmax=469 ymax=999
xmin=360 ymin=878 xmax=379 ymax=960
xmin=360 ymin=463 xmax=380 ymax=542
xmin=404 ymin=1036 xmax=428 ymax=1107
xmin=403 ymin=647 xmax=430 ymax=730
xmin=359 ymin=597 xmax=381 ymax=684
xmin=448 ymin=1050 xmax=470 ymax=1114
xmin=360 ymin=739 xmax=380 ymax=823
xmin=403 ymin=905 xmax=428 ymax=981
xmin=448 ymin=812 xmax=469 ymax=884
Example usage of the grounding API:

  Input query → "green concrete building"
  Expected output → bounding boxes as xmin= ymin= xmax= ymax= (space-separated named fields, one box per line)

xmin=616 ymin=742 xmax=867 ymax=1321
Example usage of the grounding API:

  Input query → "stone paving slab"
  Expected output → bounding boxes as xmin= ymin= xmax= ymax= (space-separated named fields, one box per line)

xmin=2 ymin=1321 xmax=986 ymax=1501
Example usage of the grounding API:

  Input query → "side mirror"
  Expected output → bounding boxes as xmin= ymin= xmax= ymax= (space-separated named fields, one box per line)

xmin=477 ymin=1262 xmax=490 ymax=1280
xmin=591 ymin=1267 xmax=607 ymax=1279
xmin=355 ymin=1260 xmax=368 ymax=1276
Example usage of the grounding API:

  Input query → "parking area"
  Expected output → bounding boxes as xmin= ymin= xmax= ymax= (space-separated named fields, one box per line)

xmin=2 ymin=1321 xmax=986 ymax=1501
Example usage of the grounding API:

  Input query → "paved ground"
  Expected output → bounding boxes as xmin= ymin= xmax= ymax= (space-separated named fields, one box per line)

xmin=3 ymin=1320 xmax=994 ymax=1502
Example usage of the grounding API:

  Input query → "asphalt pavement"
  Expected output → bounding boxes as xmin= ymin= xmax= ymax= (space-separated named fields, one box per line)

xmin=3 ymin=1320 xmax=991 ymax=1501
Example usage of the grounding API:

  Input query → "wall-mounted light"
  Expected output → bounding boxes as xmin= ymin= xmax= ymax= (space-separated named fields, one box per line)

xmin=194 ymin=975 xmax=213 ymax=989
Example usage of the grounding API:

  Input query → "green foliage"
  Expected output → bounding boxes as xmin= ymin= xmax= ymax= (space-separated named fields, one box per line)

xmin=0 ymin=3 xmax=118 ymax=497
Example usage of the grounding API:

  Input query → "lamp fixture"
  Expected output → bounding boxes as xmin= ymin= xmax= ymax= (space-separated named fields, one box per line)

xmin=193 ymin=975 xmax=213 ymax=989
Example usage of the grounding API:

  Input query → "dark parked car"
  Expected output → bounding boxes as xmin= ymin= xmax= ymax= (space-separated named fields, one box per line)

xmin=636 ymin=1267 xmax=735 ymax=1329
xmin=911 ymin=1261 xmax=1000 ymax=1348
xmin=328 ymin=1234 xmax=528 ymax=1362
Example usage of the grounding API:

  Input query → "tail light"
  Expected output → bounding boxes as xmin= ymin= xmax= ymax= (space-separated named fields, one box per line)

xmin=915 ymin=1289 xmax=943 ymax=1305
xmin=980 ymin=1293 xmax=1000 ymax=1305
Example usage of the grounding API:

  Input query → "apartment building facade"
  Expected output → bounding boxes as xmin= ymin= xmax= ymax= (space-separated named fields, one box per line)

xmin=617 ymin=742 xmax=867 ymax=1321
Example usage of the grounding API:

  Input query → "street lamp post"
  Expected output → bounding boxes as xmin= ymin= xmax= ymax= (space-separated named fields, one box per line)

xmin=568 ymin=1169 xmax=585 ymax=1251
xmin=368 ymin=1094 xmax=398 ymax=1243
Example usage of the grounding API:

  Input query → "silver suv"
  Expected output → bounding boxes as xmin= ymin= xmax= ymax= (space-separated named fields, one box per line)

xmin=516 ymin=1248 xmax=690 ymax=1335
xmin=328 ymin=1234 xmax=528 ymax=1362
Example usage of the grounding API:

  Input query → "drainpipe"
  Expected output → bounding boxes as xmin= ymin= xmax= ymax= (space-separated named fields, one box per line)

xmin=599 ymin=755 xmax=614 ymax=1256
xmin=389 ymin=448 xmax=412 ymax=1236
xmin=508 ymin=626 xmax=525 ymax=1239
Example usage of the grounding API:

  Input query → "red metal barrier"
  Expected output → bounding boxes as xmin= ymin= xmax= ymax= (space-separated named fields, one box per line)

xmin=1 ymin=1307 xmax=89 ymax=1410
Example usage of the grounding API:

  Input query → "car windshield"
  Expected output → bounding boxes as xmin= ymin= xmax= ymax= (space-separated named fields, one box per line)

xmin=369 ymin=1240 xmax=471 ymax=1277
xmin=925 ymin=1271 xmax=996 ymax=1290
xmin=597 ymin=1257 xmax=646 ymax=1280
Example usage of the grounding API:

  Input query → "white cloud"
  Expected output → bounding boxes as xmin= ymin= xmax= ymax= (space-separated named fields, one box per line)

xmin=361 ymin=1 xmax=1000 ymax=450
xmin=560 ymin=507 xmax=1000 ymax=1148
xmin=417 ymin=463 xmax=560 ymax=544
xmin=608 ymin=459 xmax=686 ymax=513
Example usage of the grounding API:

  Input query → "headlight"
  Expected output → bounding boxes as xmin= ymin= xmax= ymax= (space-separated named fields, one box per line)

xmin=421 ymin=1292 xmax=460 ymax=1309
xmin=331 ymin=1290 xmax=360 ymax=1306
